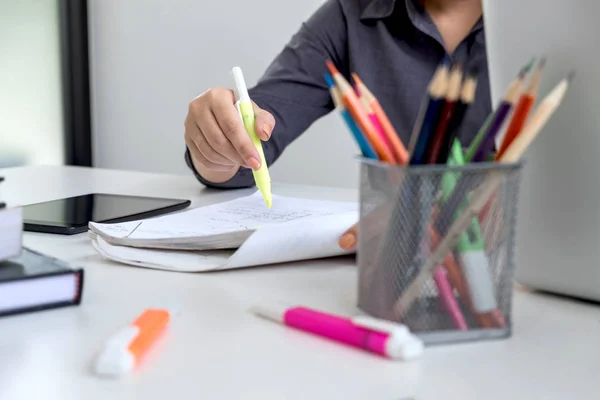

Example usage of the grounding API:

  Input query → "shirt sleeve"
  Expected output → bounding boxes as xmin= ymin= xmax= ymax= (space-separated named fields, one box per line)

xmin=187 ymin=0 xmax=348 ymax=188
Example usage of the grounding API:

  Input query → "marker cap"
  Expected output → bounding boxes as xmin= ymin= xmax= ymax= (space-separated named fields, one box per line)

xmin=250 ymin=302 xmax=290 ymax=323
xmin=351 ymin=316 xmax=410 ymax=340
xmin=352 ymin=316 xmax=424 ymax=360
xmin=385 ymin=334 xmax=424 ymax=361
xmin=458 ymin=250 xmax=497 ymax=312
xmin=94 ymin=326 xmax=139 ymax=377
xmin=231 ymin=66 xmax=250 ymax=102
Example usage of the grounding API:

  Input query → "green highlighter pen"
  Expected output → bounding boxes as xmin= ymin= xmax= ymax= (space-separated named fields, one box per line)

xmin=232 ymin=67 xmax=272 ymax=208
xmin=441 ymin=140 xmax=498 ymax=314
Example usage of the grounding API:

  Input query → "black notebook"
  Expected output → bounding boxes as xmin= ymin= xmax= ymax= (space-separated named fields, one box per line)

xmin=0 ymin=248 xmax=84 ymax=317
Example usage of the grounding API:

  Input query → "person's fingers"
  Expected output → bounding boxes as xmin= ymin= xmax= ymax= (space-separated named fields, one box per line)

xmin=184 ymin=115 xmax=235 ymax=171
xmin=211 ymin=90 xmax=261 ymax=170
xmin=186 ymin=135 xmax=233 ymax=171
xmin=194 ymin=128 xmax=237 ymax=167
xmin=252 ymin=101 xmax=275 ymax=141
xmin=339 ymin=222 xmax=358 ymax=250
xmin=196 ymin=107 xmax=245 ymax=166
xmin=191 ymin=144 xmax=232 ymax=171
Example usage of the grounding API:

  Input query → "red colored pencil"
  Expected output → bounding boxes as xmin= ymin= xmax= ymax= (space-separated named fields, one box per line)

xmin=425 ymin=63 xmax=464 ymax=164
xmin=496 ymin=58 xmax=545 ymax=159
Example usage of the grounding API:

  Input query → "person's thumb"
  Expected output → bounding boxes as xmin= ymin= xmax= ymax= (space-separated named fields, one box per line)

xmin=339 ymin=223 xmax=358 ymax=251
xmin=252 ymin=101 xmax=275 ymax=141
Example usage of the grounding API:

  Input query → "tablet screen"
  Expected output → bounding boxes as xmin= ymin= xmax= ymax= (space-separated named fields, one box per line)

xmin=23 ymin=193 xmax=190 ymax=233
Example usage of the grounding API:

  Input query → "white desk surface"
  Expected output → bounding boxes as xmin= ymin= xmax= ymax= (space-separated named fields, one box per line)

xmin=0 ymin=165 xmax=598 ymax=400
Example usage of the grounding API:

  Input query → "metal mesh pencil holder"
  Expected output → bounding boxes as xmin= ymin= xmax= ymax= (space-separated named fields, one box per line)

xmin=356 ymin=157 xmax=523 ymax=345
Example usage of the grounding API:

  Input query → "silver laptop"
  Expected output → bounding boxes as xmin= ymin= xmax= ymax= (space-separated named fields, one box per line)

xmin=483 ymin=0 xmax=600 ymax=302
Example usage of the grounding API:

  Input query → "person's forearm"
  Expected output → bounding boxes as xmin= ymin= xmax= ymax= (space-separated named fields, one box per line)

xmin=190 ymin=153 xmax=240 ymax=184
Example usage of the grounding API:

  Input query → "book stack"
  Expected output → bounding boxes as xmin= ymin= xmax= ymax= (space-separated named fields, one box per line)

xmin=0 ymin=176 xmax=84 ymax=317
xmin=0 ymin=176 xmax=22 ymax=262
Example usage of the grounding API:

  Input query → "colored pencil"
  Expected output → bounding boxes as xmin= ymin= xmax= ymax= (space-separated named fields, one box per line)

xmin=326 ymin=61 xmax=396 ymax=163
xmin=354 ymin=82 xmax=391 ymax=149
xmin=435 ymin=68 xmax=478 ymax=164
xmin=428 ymin=225 xmax=480 ymax=328
xmin=471 ymin=59 xmax=535 ymax=162
xmin=433 ymin=267 xmax=468 ymax=330
xmin=478 ymin=59 xmax=546 ymax=245
xmin=324 ymin=73 xmax=377 ymax=159
xmin=496 ymin=58 xmax=546 ymax=159
xmin=428 ymin=225 xmax=469 ymax=303
xmin=464 ymin=113 xmax=493 ymax=162
xmin=411 ymin=64 xmax=461 ymax=328
xmin=352 ymin=74 xmax=410 ymax=165
xmin=412 ymin=62 xmax=467 ymax=329
xmin=425 ymin=63 xmax=464 ymax=164
xmin=501 ymin=72 xmax=573 ymax=162
xmin=391 ymin=72 xmax=573 ymax=319
xmin=408 ymin=61 xmax=450 ymax=164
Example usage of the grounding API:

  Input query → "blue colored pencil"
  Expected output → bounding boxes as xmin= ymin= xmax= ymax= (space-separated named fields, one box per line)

xmin=324 ymin=73 xmax=377 ymax=159
xmin=408 ymin=59 xmax=450 ymax=164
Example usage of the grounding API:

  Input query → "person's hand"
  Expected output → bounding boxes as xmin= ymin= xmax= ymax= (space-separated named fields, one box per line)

xmin=339 ymin=222 xmax=358 ymax=251
xmin=339 ymin=202 xmax=395 ymax=251
xmin=184 ymin=88 xmax=275 ymax=181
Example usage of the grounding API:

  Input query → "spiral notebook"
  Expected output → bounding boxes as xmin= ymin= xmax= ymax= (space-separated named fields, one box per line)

xmin=89 ymin=192 xmax=359 ymax=272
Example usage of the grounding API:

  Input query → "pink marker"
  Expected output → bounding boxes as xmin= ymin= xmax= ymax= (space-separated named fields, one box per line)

xmin=251 ymin=304 xmax=423 ymax=361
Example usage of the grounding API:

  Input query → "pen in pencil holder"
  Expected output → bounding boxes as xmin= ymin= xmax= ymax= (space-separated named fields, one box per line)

xmin=356 ymin=158 xmax=523 ymax=345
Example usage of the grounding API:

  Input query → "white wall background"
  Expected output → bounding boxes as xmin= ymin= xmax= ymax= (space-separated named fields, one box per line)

xmin=0 ymin=0 xmax=64 ymax=168
xmin=88 ymin=0 xmax=359 ymax=188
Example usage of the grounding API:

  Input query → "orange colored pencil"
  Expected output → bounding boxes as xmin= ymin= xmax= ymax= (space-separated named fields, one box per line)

xmin=326 ymin=62 xmax=395 ymax=163
xmin=496 ymin=58 xmax=545 ymax=159
xmin=326 ymin=61 xmax=395 ymax=163
xmin=352 ymin=73 xmax=410 ymax=165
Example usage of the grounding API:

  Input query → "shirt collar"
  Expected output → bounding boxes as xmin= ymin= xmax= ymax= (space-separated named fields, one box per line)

xmin=359 ymin=0 xmax=398 ymax=20
xmin=360 ymin=0 xmax=484 ymax=32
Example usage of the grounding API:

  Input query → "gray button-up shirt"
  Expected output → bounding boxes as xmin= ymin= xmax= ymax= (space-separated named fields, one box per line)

xmin=186 ymin=0 xmax=491 ymax=188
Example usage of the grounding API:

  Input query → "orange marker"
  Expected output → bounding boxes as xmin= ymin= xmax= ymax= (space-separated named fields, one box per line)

xmin=326 ymin=61 xmax=395 ymax=164
xmin=352 ymin=73 xmax=410 ymax=165
xmin=95 ymin=308 xmax=172 ymax=377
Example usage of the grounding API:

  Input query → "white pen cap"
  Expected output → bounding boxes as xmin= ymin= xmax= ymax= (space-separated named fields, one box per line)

xmin=250 ymin=302 xmax=291 ymax=323
xmin=385 ymin=334 xmax=424 ymax=361
xmin=352 ymin=315 xmax=424 ymax=361
xmin=231 ymin=66 xmax=251 ymax=102
xmin=94 ymin=326 xmax=139 ymax=377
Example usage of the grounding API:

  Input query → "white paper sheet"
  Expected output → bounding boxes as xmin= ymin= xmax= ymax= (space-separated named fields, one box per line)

xmin=89 ymin=192 xmax=358 ymax=250
xmin=90 ymin=210 xmax=359 ymax=272
xmin=90 ymin=233 xmax=232 ymax=272
xmin=223 ymin=211 xmax=358 ymax=269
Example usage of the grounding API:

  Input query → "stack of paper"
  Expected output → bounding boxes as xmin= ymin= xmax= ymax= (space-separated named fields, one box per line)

xmin=89 ymin=192 xmax=359 ymax=272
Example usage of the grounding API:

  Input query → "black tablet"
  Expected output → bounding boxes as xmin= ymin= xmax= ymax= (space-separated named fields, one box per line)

xmin=22 ymin=193 xmax=191 ymax=235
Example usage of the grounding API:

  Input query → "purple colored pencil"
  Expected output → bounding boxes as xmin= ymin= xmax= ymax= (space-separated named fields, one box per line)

xmin=472 ymin=61 xmax=534 ymax=162
xmin=473 ymin=102 xmax=513 ymax=162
